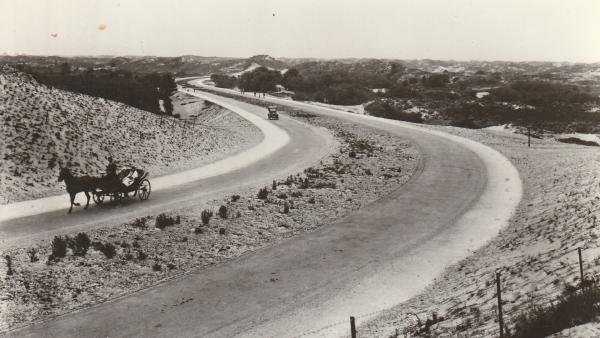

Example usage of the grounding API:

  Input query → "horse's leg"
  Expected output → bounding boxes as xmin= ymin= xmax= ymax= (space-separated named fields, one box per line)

xmin=84 ymin=191 xmax=90 ymax=209
xmin=73 ymin=191 xmax=81 ymax=207
xmin=68 ymin=193 xmax=75 ymax=213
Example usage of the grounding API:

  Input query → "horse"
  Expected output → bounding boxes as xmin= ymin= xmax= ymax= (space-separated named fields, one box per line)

xmin=58 ymin=167 xmax=100 ymax=213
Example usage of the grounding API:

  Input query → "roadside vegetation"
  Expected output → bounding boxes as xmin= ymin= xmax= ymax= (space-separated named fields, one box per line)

xmin=508 ymin=286 xmax=600 ymax=338
xmin=15 ymin=63 xmax=177 ymax=116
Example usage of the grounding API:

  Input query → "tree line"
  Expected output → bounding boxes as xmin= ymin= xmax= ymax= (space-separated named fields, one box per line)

xmin=18 ymin=63 xmax=177 ymax=115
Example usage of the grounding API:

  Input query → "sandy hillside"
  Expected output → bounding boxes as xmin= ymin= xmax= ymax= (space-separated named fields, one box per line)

xmin=359 ymin=126 xmax=600 ymax=337
xmin=0 ymin=66 xmax=261 ymax=204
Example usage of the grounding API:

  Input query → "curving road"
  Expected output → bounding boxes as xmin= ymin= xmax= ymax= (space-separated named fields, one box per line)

xmin=0 ymin=92 xmax=335 ymax=249
xmin=3 ymin=83 xmax=521 ymax=338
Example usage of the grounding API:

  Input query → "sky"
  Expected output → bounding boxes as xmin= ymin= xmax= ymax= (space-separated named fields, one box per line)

xmin=1 ymin=0 xmax=599 ymax=62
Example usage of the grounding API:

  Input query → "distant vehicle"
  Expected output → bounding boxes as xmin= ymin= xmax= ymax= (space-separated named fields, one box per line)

xmin=267 ymin=105 xmax=279 ymax=120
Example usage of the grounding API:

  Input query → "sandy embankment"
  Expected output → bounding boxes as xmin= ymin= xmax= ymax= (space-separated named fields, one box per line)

xmin=360 ymin=127 xmax=600 ymax=337
xmin=0 ymin=66 xmax=262 ymax=206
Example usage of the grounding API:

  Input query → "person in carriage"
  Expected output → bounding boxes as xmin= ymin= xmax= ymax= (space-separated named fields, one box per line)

xmin=103 ymin=156 xmax=127 ymax=192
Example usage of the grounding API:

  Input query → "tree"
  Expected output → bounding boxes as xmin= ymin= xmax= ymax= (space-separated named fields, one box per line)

xmin=239 ymin=67 xmax=282 ymax=92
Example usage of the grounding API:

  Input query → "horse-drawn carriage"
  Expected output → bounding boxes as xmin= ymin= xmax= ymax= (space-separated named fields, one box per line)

xmin=58 ymin=166 xmax=151 ymax=213
xmin=92 ymin=167 xmax=151 ymax=204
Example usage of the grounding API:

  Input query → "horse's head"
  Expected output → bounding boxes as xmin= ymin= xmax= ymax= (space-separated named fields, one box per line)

xmin=58 ymin=167 xmax=71 ymax=182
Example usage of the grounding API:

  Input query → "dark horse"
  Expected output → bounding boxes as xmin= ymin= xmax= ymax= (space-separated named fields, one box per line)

xmin=58 ymin=167 xmax=99 ymax=213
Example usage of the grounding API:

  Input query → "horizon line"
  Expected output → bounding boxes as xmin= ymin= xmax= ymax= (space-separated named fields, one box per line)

xmin=1 ymin=53 xmax=600 ymax=65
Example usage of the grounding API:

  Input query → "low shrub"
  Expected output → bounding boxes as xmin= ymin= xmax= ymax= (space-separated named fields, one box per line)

xmin=152 ymin=261 xmax=162 ymax=271
xmin=557 ymin=137 xmax=599 ymax=147
xmin=93 ymin=241 xmax=117 ymax=259
xmin=51 ymin=236 xmax=67 ymax=258
xmin=72 ymin=233 xmax=91 ymax=256
xmin=231 ymin=195 xmax=240 ymax=202
xmin=509 ymin=286 xmax=600 ymax=338
xmin=277 ymin=193 xmax=288 ymax=199
xmin=290 ymin=191 xmax=303 ymax=198
xmin=201 ymin=209 xmax=213 ymax=225
xmin=155 ymin=213 xmax=176 ymax=229
xmin=131 ymin=217 xmax=147 ymax=229
xmin=4 ymin=255 xmax=13 ymax=276
xmin=137 ymin=250 xmax=147 ymax=260
xmin=257 ymin=187 xmax=269 ymax=199
xmin=219 ymin=227 xmax=226 ymax=235
xmin=312 ymin=181 xmax=337 ymax=189
xmin=27 ymin=248 xmax=39 ymax=263
xmin=194 ymin=227 xmax=204 ymax=234
xmin=308 ymin=197 xmax=316 ymax=204
xmin=299 ymin=178 xmax=310 ymax=189
xmin=283 ymin=202 xmax=290 ymax=214
xmin=218 ymin=205 xmax=228 ymax=219
xmin=272 ymin=180 xmax=277 ymax=190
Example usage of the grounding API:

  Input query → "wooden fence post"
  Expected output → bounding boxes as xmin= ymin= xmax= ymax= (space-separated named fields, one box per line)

xmin=350 ymin=316 xmax=357 ymax=338
xmin=579 ymin=247 xmax=585 ymax=292
xmin=496 ymin=272 xmax=504 ymax=338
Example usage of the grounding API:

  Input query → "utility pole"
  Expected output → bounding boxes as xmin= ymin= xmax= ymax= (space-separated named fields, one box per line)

xmin=496 ymin=272 xmax=504 ymax=338
xmin=528 ymin=127 xmax=531 ymax=148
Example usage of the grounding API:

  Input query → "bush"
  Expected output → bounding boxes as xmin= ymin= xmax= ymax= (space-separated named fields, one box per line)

xmin=137 ymin=250 xmax=147 ymax=260
xmin=283 ymin=202 xmax=290 ymax=214
xmin=290 ymin=191 xmax=303 ymax=198
xmin=4 ymin=255 xmax=13 ymax=276
xmin=277 ymin=193 xmax=288 ymax=199
xmin=219 ymin=227 xmax=226 ymax=235
xmin=27 ymin=248 xmax=39 ymax=263
xmin=73 ymin=232 xmax=91 ymax=256
xmin=272 ymin=180 xmax=277 ymax=190
xmin=509 ymin=287 xmax=600 ymax=338
xmin=257 ymin=187 xmax=269 ymax=200
xmin=557 ymin=137 xmax=599 ymax=147
xmin=312 ymin=181 xmax=337 ymax=189
xmin=194 ymin=227 xmax=204 ymax=234
xmin=201 ymin=209 xmax=213 ymax=225
xmin=218 ymin=205 xmax=228 ymax=219
xmin=51 ymin=236 xmax=67 ymax=258
xmin=93 ymin=241 xmax=117 ymax=259
xmin=131 ymin=217 xmax=147 ymax=229
xmin=308 ymin=197 xmax=316 ymax=204
xmin=152 ymin=261 xmax=162 ymax=271
xmin=231 ymin=195 xmax=240 ymax=202
xmin=155 ymin=213 xmax=176 ymax=229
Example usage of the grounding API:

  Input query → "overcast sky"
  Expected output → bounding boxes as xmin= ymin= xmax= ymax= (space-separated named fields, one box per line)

xmin=1 ymin=0 xmax=599 ymax=62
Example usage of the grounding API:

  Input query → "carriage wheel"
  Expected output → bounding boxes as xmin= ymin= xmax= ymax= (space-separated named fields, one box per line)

xmin=93 ymin=193 xmax=105 ymax=205
xmin=110 ymin=192 xmax=123 ymax=202
xmin=138 ymin=179 xmax=151 ymax=201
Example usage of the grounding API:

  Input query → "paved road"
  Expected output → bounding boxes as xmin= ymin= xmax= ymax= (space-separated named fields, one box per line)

xmin=4 ymin=85 xmax=521 ymax=338
xmin=0 ymin=92 xmax=334 ymax=249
